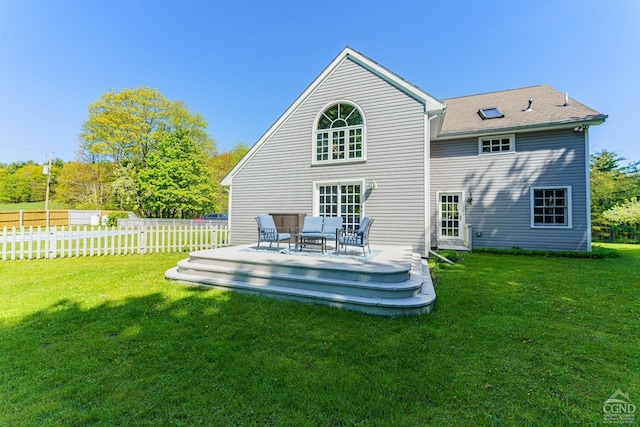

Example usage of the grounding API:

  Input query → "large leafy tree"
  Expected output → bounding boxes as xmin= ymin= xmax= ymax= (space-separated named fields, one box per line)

xmin=590 ymin=150 xmax=640 ymax=241
xmin=0 ymin=162 xmax=48 ymax=203
xmin=77 ymin=86 xmax=217 ymax=215
xmin=55 ymin=161 xmax=115 ymax=209
xmin=137 ymin=130 xmax=215 ymax=218
xmin=206 ymin=143 xmax=250 ymax=212
xmin=79 ymin=86 xmax=214 ymax=167
xmin=603 ymin=198 xmax=640 ymax=225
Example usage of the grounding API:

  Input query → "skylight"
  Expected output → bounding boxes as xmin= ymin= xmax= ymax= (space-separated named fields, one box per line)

xmin=478 ymin=107 xmax=504 ymax=120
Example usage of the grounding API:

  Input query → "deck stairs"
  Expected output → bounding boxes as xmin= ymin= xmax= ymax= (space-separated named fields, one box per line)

xmin=165 ymin=245 xmax=435 ymax=316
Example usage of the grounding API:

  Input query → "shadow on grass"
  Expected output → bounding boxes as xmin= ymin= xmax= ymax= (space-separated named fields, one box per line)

xmin=2 ymin=245 xmax=638 ymax=425
xmin=1 ymin=289 xmax=440 ymax=425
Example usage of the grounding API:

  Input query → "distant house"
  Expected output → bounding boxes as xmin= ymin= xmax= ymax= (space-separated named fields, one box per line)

xmin=221 ymin=47 xmax=607 ymax=255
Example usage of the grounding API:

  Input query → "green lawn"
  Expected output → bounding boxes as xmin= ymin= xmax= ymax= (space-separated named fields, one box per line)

xmin=0 ymin=245 xmax=638 ymax=426
xmin=0 ymin=201 xmax=64 ymax=210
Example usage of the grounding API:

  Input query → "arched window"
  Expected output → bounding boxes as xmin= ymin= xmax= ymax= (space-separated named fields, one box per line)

xmin=315 ymin=102 xmax=364 ymax=163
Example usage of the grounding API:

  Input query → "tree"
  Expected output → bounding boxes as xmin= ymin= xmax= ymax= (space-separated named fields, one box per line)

xmin=111 ymin=163 xmax=139 ymax=211
xmin=0 ymin=162 xmax=47 ymax=203
xmin=55 ymin=161 xmax=115 ymax=209
xmin=590 ymin=150 xmax=640 ymax=241
xmin=206 ymin=143 xmax=250 ymax=212
xmin=137 ymin=130 xmax=215 ymax=218
xmin=603 ymin=198 xmax=640 ymax=225
xmin=77 ymin=86 xmax=217 ymax=216
xmin=79 ymin=86 xmax=214 ymax=168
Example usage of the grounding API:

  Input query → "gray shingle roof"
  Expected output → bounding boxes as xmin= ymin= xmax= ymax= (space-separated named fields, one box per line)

xmin=437 ymin=84 xmax=606 ymax=138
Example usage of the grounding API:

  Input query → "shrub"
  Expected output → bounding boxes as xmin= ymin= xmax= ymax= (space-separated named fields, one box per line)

xmin=107 ymin=212 xmax=129 ymax=227
xmin=472 ymin=245 xmax=620 ymax=259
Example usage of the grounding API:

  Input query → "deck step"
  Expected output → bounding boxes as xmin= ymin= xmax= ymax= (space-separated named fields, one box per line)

xmin=174 ymin=257 xmax=423 ymax=299
xmin=165 ymin=244 xmax=436 ymax=316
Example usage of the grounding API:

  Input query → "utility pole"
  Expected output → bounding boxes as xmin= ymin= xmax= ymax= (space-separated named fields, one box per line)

xmin=44 ymin=152 xmax=52 ymax=227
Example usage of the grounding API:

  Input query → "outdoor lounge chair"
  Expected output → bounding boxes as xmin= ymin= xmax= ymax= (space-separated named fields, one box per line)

xmin=296 ymin=216 xmax=344 ymax=252
xmin=321 ymin=216 xmax=344 ymax=250
xmin=338 ymin=217 xmax=374 ymax=255
xmin=256 ymin=215 xmax=291 ymax=250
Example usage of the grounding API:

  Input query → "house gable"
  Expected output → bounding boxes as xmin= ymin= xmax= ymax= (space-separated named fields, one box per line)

xmin=223 ymin=48 xmax=436 ymax=254
xmin=221 ymin=46 xmax=445 ymax=186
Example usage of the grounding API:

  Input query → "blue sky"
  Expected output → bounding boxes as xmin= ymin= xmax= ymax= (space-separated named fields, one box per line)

xmin=1 ymin=0 xmax=638 ymax=166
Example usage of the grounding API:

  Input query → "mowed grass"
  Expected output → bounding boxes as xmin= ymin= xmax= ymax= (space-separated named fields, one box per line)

xmin=0 ymin=245 xmax=638 ymax=426
xmin=0 ymin=201 xmax=64 ymax=211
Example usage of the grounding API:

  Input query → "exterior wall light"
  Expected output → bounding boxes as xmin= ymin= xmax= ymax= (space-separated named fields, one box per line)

xmin=368 ymin=178 xmax=378 ymax=190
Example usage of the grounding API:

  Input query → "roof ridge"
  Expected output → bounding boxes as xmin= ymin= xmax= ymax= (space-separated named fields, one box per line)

xmin=344 ymin=47 xmax=444 ymax=105
xmin=443 ymin=84 xmax=550 ymax=100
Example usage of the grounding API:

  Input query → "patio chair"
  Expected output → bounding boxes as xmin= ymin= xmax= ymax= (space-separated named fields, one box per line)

xmin=321 ymin=216 xmax=344 ymax=250
xmin=338 ymin=217 xmax=374 ymax=255
xmin=256 ymin=215 xmax=291 ymax=250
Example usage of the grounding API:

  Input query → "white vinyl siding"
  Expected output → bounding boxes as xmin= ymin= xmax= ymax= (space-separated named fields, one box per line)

xmin=228 ymin=57 xmax=427 ymax=253
xmin=431 ymin=128 xmax=589 ymax=251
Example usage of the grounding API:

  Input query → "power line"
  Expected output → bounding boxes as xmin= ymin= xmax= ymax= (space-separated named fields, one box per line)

xmin=0 ymin=156 xmax=27 ymax=163
xmin=0 ymin=143 xmax=49 ymax=153
xmin=0 ymin=143 xmax=76 ymax=161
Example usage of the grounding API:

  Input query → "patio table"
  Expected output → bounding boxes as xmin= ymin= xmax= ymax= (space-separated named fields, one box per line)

xmin=294 ymin=233 xmax=327 ymax=253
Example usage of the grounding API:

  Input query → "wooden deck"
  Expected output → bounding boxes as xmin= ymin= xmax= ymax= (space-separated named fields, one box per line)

xmin=437 ymin=239 xmax=471 ymax=251
xmin=165 ymin=244 xmax=435 ymax=316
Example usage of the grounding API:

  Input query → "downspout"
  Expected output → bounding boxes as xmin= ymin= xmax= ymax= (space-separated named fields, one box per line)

xmin=584 ymin=127 xmax=592 ymax=251
xmin=224 ymin=187 xmax=232 ymax=244
xmin=424 ymin=106 xmax=447 ymax=257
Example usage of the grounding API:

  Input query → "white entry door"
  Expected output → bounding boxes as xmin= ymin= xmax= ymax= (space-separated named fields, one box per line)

xmin=438 ymin=192 xmax=464 ymax=239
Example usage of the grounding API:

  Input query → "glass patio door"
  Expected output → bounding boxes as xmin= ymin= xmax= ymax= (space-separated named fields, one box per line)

xmin=438 ymin=192 xmax=463 ymax=239
xmin=317 ymin=183 xmax=361 ymax=231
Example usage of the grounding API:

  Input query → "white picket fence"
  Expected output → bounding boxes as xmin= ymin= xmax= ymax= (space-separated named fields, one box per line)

xmin=0 ymin=223 xmax=229 ymax=261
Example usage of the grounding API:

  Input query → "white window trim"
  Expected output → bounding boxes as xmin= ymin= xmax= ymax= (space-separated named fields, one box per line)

xmin=311 ymin=100 xmax=367 ymax=165
xmin=530 ymin=185 xmax=573 ymax=228
xmin=436 ymin=190 xmax=466 ymax=240
xmin=478 ymin=133 xmax=516 ymax=155
xmin=312 ymin=178 xmax=366 ymax=219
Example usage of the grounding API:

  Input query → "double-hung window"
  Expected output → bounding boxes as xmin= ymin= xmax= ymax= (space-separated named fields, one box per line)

xmin=315 ymin=102 xmax=364 ymax=164
xmin=531 ymin=186 xmax=572 ymax=228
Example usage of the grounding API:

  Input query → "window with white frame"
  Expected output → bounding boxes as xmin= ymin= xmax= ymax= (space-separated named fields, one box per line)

xmin=316 ymin=182 xmax=362 ymax=231
xmin=531 ymin=186 xmax=572 ymax=228
xmin=478 ymin=134 xmax=515 ymax=154
xmin=315 ymin=102 xmax=364 ymax=163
